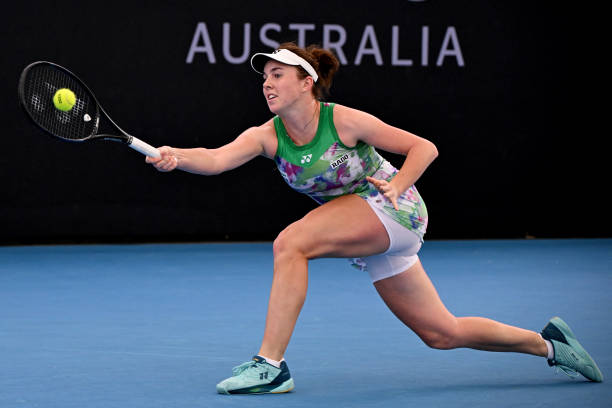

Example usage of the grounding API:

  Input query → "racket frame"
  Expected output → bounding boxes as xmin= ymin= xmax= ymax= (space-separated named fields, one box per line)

xmin=18 ymin=61 xmax=160 ymax=158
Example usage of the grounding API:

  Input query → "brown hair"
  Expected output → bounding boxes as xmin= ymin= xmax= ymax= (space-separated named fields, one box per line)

xmin=277 ymin=42 xmax=340 ymax=100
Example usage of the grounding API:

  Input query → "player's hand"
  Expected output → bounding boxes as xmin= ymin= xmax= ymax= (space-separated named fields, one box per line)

xmin=146 ymin=146 xmax=178 ymax=172
xmin=366 ymin=176 xmax=400 ymax=211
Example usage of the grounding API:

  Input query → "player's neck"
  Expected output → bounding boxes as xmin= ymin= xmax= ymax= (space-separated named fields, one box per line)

xmin=280 ymin=99 xmax=320 ymax=146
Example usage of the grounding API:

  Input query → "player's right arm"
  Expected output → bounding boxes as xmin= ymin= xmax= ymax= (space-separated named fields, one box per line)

xmin=146 ymin=121 xmax=277 ymax=175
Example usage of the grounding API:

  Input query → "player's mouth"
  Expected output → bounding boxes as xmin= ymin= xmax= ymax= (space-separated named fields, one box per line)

xmin=267 ymin=94 xmax=278 ymax=101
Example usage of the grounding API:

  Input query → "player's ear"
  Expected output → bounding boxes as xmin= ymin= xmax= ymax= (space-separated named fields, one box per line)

xmin=302 ymin=76 xmax=314 ymax=92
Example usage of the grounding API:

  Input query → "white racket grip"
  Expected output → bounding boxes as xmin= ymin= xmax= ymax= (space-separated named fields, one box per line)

xmin=129 ymin=137 xmax=161 ymax=158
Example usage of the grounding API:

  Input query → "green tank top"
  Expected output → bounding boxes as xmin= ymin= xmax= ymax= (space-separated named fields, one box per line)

xmin=273 ymin=102 xmax=428 ymax=240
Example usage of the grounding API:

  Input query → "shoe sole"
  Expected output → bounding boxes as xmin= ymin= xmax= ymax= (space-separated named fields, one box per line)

xmin=217 ymin=378 xmax=295 ymax=395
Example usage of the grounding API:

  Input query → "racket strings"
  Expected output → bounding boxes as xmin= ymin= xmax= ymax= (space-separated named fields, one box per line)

xmin=21 ymin=65 xmax=98 ymax=141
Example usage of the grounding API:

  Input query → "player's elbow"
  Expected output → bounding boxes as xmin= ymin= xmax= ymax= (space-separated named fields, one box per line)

xmin=421 ymin=139 xmax=438 ymax=161
xmin=206 ymin=158 xmax=225 ymax=175
xmin=430 ymin=140 xmax=439 ymax=160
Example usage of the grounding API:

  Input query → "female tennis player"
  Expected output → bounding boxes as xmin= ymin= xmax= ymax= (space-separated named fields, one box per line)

xmin=146 ymin=43 xmax=603 ymax=394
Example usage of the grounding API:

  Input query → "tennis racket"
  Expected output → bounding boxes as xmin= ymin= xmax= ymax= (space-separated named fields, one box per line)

xmin=18 ymin=61 xmax=160 ymax=158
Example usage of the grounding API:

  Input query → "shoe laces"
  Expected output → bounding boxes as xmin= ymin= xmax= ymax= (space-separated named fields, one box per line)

xmin=232 ymin=360 xmax=259 ymax=376
xmin=554 ymin=364 xmax=580 ymax=379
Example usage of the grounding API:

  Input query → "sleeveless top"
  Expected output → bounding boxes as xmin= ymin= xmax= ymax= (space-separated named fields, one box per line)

xmin=273 ymin=102 xmax=428 ymax=242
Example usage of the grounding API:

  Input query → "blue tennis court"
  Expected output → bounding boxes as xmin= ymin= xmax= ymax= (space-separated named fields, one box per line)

xmin=1 ymin=239 xmax=610 ymax=407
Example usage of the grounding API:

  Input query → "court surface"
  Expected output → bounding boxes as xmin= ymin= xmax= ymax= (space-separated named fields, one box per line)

xmin=1 ymin=239 xmax=610 ymax=408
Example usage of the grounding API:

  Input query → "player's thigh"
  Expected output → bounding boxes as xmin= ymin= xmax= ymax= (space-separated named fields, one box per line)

xmin=277 ymin=194 xmax=390 ymax=259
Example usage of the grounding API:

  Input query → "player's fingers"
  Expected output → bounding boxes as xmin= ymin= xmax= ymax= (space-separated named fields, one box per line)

xmin=366 ymin=176 xmax=381 ymax=186
xmin=380 ymin=190 xmax=397 ymax=210
xmin=367 ymin=176 xmax=387 ymax=190
xmin=155 ymin=147 xmax=175 ymax=161
xmin=159 ymin=157 xmax=177 ymax=172
xmin=146 ymin=146 xmax=174 ymax=164
xmin=153 ymin=158 xmax=168 ymax=170
xmin=390 ymin=196 xmax=399 ymax=211
xmin=167 ymin=157 xmax=178 ymax=170
xmin=379 ymin=184 xmax=392 ymax=195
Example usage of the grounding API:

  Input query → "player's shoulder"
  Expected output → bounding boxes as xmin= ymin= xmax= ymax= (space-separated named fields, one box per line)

xmin=242 ymin=118 xmax=277 ymax=158
xmin=257 ymin=117 xmax=277 ymax=134
xmin=237 ymin=118 xmax=273 ymax=142
xmin=332 ymin=104 xmax=381 ymax=142
xmin=243 ymin=118 xmax=274 ymax=136
xmin=333 ymin=103 xmax=378 ymax=120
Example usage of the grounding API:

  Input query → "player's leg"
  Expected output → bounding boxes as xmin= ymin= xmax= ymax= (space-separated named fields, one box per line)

xmin=217 ymin=194 xmax=391 ymax=394
xmin=374 ymin=260 xmax=548 ymax=355
xmin=258 ymin=194 xmax=391 ymax=360
xmin=375 ymin=260 xmax=604 ymax=381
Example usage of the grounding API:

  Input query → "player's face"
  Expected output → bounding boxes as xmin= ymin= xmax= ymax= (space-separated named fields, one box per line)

xmin=262 ymin=60 xmax=306 ymax=114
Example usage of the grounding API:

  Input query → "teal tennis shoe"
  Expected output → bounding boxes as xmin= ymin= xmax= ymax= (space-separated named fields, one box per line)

xmin=216 ymin=356 xmax=295 ymax=395
xmin=541 ymin=317 xmax=603 ymax=382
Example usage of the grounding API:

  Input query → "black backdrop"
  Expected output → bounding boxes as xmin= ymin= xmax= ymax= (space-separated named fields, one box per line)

xmin=1 ymin=1 xmax=607 ymax=244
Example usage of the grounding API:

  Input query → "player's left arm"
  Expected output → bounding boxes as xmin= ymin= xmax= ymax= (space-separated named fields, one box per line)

xmin=333 ymin=104 xmax=438 ymax=209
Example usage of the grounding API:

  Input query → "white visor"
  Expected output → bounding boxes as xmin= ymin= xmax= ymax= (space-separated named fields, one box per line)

xmin=250 ymin=49 xmax=318 ymax=83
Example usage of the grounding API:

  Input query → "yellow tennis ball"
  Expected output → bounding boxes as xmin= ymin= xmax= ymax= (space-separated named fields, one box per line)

xmin=53 ymin=88 xmax=76 ymax=112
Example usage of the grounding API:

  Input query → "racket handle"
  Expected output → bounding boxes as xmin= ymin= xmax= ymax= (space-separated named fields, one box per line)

xmin=129 ymin=137 xmax=161 ymax=158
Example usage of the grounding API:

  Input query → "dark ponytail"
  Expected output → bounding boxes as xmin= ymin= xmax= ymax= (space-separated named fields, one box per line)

xmin=277 ymin=42 xmax=340 ymax=100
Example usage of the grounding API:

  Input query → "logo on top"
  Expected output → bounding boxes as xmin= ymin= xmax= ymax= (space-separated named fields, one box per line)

xmin=330 ymin=153 xmax=349 ymax=169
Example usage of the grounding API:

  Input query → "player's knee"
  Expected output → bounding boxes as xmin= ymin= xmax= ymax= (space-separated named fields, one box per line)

xmin=272 ymin=230 xmax=288 ymax=258
xmin=273 ymin=219 xmax=322 ymax=261
xmin=273 ymin=223 xmax=301 ymax=258
xmin=418 ymin=326 xmax=461 ymax=350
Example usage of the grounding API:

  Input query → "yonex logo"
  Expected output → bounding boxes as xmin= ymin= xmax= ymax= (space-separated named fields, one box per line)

xmin=301 ymin=154 xmax=312 ymax=164
xmin=259 ymin=372 xmax=269 ymax=380
xmin=330 ymin=153 xmax=349 ymax=169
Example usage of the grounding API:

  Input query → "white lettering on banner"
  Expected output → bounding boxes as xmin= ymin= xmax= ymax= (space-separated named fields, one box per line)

xmin=421 ymin=26 xmax=429 ymax=66
xmin=437 ymin=27 xmax=464 ymax=66
xmin=392 ymin=25 xmax=412 ymax=66
xmin=186 ymin=22 xmax=215 ymax=63
xmin=186 ymin=23 xmax=465 ymax=67
xmin=260 ymin=23 xmax=281 ymax=49
xmin=223 ymin=23 xmax=251 ymax=64
xmin=355 ymin=25 xmax=383 ymax=66
xmin=289 ymin=23 xmax=316 ymax=47
xmin=323 ymin=25 xmax=348 ymax=65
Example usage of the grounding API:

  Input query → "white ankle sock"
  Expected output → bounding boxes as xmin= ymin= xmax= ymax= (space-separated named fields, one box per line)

xmin=260 ymin=355 xmax=283 ymax=368
xmin=540 ymin=334 xmax=554 ymax=359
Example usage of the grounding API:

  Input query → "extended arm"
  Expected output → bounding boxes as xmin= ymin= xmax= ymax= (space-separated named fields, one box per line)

xmin=146 ymin=123 xmax=275 ymax=175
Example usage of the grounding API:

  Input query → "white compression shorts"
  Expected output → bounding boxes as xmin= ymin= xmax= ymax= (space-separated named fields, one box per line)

xmin=352 ymin=201 xmax=422 ymax=283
